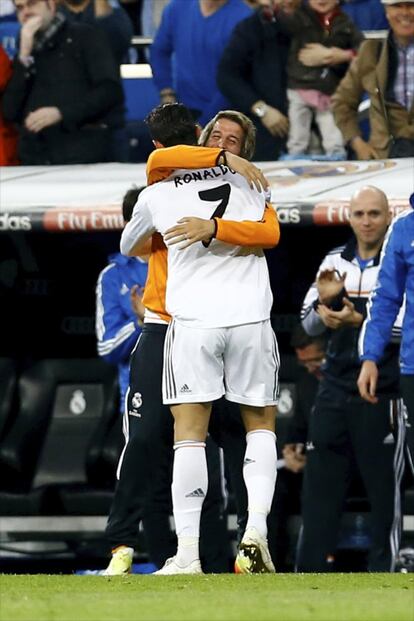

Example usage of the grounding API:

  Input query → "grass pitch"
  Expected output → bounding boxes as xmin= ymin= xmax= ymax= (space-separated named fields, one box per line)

xmin=0 ymin=573 xmax=412 ymax=621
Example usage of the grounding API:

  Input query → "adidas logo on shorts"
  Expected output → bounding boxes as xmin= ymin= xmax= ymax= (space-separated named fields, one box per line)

xmin=185 ymin=488 xmax=205 ymax=498
xmin=180 ymin=384 xmax=192 ymax=393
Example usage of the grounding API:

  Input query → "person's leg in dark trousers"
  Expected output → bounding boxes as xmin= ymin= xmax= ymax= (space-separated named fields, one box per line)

xmin=297 ymin=383 xmax=351 ymax=572
xmin=401 ymin=375 xmax=414 ymax=466
xmin=268 ymin=469 xmax=303 ymax=571
xmin=199 ymin=435 xmax=230 ymax=572
xmin=106 ymin=324 xmax=174 ymax=560
xmin=349 ymin=396 xmax=405 ymax=571
xmin=209 ymin=399 xmax=248 ymax=542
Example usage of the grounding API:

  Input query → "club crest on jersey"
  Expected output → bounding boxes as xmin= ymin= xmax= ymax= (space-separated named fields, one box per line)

xmin=131 ymin=392 xmax=142 ymax=409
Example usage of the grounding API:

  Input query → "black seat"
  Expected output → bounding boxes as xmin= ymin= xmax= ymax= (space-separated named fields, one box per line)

xmin=58 ymin=408 xmax=123 ymax=516
xmin=0 ymin=358 xmax=17 ymax=442
xmin=0 ymin=358 xmax=119 ymax=516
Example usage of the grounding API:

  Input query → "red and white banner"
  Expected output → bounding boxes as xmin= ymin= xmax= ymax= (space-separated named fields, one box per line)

xmin=1 ymin=158 xmax=413 ymax=231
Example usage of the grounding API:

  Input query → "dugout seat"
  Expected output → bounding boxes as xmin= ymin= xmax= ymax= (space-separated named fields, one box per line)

xmin=0 ymin=358 xmax=119 ymax=516
xmin=57 ymin=411 xmax=123 ymax=515
xmin=0 ymin=358 xmax=18 ymax=441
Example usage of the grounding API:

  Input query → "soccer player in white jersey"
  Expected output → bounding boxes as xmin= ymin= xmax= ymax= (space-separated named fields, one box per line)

xmin=121 ymin=104 xmax=280 ymax=575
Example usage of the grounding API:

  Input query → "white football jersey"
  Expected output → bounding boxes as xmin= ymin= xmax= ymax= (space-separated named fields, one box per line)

xmin=121 ymin=166 xmax=273 ymax=328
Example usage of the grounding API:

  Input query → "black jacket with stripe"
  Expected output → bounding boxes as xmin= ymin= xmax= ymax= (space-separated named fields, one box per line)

xmin=301 ymin=237 xmax=401 ymax=395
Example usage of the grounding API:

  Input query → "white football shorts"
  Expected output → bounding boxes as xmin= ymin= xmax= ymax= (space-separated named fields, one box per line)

xmin=162 ymin=318 xmax=279 ymax=406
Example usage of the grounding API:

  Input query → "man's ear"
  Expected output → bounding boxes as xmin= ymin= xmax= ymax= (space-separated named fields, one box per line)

xmin=153 ymin=140 xmax=165 ymax=149
xmin=195 ymin=125 xmax=202 ymax=139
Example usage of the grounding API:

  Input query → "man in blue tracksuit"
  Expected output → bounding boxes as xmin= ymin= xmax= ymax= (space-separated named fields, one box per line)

xmin=358 ymin=194 xmax=414 ymax=465
xmin=96 ymin=251 xmax=147 ymax=413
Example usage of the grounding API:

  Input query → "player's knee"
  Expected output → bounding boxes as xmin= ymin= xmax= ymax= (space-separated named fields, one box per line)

xmin=241 ymin=404 xmax=276 ymax=433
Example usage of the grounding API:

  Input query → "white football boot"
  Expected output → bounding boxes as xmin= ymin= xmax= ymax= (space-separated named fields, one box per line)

xmin=153 ymin=556 xmax=203 ymax=575
xmin=234 ymin=527 xmax=275 ymax=574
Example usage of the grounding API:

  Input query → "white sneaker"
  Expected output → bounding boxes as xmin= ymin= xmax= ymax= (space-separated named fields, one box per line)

xmin=234 ymin=527 xmax=275 ymax=574
xmin=101 ymin=546 xmax=134 ymax=576
xmin=153 ymin=556 xmax=203 ymax=575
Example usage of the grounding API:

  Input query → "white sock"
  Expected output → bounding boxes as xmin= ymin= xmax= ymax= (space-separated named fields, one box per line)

xmin=243 ymin=429 xmax=277 ymax=539
xmin=172 ymin=440 xmax=207 ymax=565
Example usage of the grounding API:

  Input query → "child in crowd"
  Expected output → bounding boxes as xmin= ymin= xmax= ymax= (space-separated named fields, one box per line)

xmin=279 ymin=0 xmax=363 ymax=159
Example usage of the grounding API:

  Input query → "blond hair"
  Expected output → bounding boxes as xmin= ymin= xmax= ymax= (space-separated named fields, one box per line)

xmin=199 ymin=110 xmax=256 ymax=161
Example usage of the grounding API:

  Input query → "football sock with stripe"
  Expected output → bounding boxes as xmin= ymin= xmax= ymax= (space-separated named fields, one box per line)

xmin=243 ymin=429 xmax=277 ymax=538
xmin=172 ymin=440 xmax=207 ymax=566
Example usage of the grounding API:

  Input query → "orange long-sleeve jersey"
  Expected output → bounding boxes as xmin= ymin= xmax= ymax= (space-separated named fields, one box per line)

xmin=141 ymin=146 xmax=280 ymax=322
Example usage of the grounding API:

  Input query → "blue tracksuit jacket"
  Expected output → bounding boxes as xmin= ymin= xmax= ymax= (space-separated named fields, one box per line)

xmin=359 ymin=206 xmax=414 ymax=375
xmin=96 ymin=252 xmax=148 ymax=410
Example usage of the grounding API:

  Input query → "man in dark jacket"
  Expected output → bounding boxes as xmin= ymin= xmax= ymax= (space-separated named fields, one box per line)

xmin=59 ymin=0 xmax=133 ymax=64
xmin=4 ymin=0 xmax=125 ymax=164
xmin=217 ymin=0 xmax=292 ymax=160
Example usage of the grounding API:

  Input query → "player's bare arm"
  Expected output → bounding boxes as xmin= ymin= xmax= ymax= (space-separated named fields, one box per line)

xmin=224 ymin=152 xmax=269 ymax=192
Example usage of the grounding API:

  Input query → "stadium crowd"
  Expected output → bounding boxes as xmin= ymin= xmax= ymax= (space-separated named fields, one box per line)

xmin=0 ymin=0 xmax=413 ymax=575
xmin=1 ymin=0 xmax=413 ymax=164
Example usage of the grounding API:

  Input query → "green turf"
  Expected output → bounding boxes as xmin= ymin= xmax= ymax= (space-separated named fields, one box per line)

xmin=0 ymin=573 xmax=412 ymax=621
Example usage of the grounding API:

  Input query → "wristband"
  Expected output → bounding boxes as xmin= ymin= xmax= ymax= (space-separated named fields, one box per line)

xmin=218 ymin=150 xmax=228 ymax=167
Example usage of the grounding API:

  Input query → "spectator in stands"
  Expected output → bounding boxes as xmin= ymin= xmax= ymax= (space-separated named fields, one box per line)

xmin=3 ymin=0 xmax=125 ymax=165
xmin=58 ymin=0 xmax=134 ymax=63
xmin=358 ymin=193 xmax=414 ymax=464
xmin=0 ymin=0 xmax=19 ymax=60
xmin=118 ymin=0 xmax=141 ymax=36
xmin=141 ymin=0 xmax=168 ymax=38
xmin=279 ymin=0 xmax=363 ymax=159
xmin=269 ymin=325 xmax=326 ymax=570
xmin=150 ymin=0 xmax=252 ymax=127
xmin=216 ymin=0 xmax=293 ymax=161
xmin=96 ymin=187 xmax=148 ymax=415
xmin=298 ymin=186 xmax=405 ymax=572
xmin=0 ymin=0 xmax=16 ymax=20
xmin=0 ymin=44 xmax=18 ymax=165
xmin=332 ymin=0 xmax=414 ymax=159
xmin=341 ymin=0 xmax=388 ymax=31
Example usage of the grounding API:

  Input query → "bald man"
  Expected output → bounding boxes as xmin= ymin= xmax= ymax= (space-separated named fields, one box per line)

xmin=297 ymin=186 xmax=405 ymax=572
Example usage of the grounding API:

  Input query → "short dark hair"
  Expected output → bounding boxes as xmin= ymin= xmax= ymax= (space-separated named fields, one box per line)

xmin=290 ymin=323 xmax=327 ymax=351
xmin=122 ymin=185 xmax=145 ymax=223
xmin=145 ymin=103 xmax=198 ymax=147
